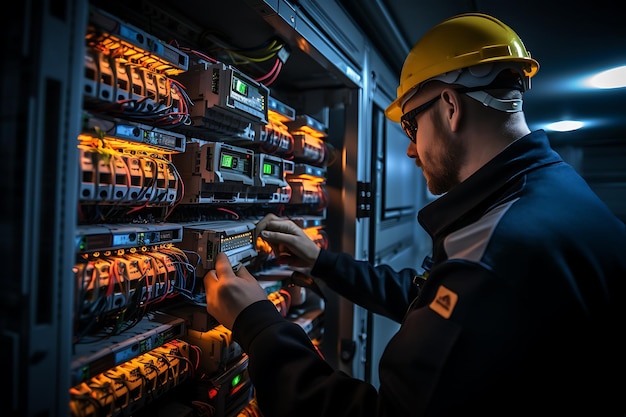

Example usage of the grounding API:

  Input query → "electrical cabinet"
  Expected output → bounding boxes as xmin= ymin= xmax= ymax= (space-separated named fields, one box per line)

xmin=2 ymin=0 xmax=430 ymax=416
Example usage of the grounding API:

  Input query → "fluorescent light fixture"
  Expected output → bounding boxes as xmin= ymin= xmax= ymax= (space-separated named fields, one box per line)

xmin=545 ymin=120 xmax=585 ymax=132
xmin=584 ymin=65 xmax=626 ymax=89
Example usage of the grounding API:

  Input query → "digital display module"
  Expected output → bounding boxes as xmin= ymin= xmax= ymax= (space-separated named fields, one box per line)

xmin=219 ymin=150 xmax=250 ymax=174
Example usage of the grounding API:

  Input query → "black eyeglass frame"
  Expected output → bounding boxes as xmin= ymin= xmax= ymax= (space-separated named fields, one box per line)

xmin=400 ymin=87 xmax=478 ymax=143
xmin=400 ymin=95 xmax=442 ymax=143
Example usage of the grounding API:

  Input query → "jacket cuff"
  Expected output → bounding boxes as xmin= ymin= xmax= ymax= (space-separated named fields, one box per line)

xmin=311 ymin=248 xmax=340 ymax=278
xmin=232 ymin=299 xmax=284 ymax=351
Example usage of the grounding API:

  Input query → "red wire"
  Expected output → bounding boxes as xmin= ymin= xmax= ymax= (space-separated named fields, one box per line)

xmin=263 ymin=60 xmax=283 ymax=86
xmin=255 ymin=58 xmax=280 ymax=82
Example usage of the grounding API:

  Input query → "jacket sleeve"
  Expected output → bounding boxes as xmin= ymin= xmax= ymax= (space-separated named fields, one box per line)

xmin=232 ymin=299 xmax=379 ymax=417
xmin=311 ymin=249 xmax=420 ymax=322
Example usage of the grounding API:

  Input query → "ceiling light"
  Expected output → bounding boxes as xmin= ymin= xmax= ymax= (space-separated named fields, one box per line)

xmin=585 ymin=65 xmax=626 ymax=89
xmin=545 ymin=120 xmax=585 ymax=132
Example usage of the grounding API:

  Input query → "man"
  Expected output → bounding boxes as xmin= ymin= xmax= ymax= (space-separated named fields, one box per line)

xmin=204 ymin=13 xmax=626 ymax=416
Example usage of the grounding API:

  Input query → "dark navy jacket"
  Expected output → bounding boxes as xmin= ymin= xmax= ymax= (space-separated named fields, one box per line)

xmin=232 ymin=130 xmax=626 ymax=416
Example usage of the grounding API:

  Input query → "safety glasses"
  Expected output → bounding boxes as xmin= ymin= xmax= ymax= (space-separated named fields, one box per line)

xmin=401 ymin=87 xmax=483 ymax=143
xmin=400 ymin=95 xmax=442 ymax=143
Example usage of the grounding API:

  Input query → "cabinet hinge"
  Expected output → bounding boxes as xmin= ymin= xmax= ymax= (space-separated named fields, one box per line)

xmin=356 ymin=181 xmax=372 ymax=219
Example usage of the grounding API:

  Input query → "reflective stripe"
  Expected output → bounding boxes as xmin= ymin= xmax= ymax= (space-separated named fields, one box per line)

xmin=443 ymin=198 xmax=518 ymax=262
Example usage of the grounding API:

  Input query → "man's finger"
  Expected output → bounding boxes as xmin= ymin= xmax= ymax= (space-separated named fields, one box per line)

xmin=215 ymin=252 xmax=235 ymax=277
xmin=235 ymin=264 xmax=257 ymax=283
xmin=267 ymin=219 xmax=299 ymax=234
xmin=209 ymin=269 xmax=219 ymax=281
xmin=203 ymin=270 xmax=219 ymax=292
xmin=255 ymin=213 xmax=280 ymax=234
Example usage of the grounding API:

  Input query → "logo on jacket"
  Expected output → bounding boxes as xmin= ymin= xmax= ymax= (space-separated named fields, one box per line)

xmin=429 ymin=285 xmax=458 ymax=319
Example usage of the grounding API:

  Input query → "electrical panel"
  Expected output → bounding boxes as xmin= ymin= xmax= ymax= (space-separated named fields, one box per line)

xmin=7 ymin=0 xmax=419 ymax=413
xmin=69 ymin=1 xmax=336 ymax=416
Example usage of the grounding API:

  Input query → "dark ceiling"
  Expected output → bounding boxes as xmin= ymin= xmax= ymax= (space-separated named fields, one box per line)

xmin=338 ymin=0 xmax=626 ymax=146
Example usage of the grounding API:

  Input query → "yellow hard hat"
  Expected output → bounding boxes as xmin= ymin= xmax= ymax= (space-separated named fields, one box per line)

xmin=385 ymin=13 xmax=539 ymax=122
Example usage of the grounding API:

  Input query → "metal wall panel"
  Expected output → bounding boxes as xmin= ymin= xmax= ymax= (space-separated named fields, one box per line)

xmin=1 ymin=0 xmax=86 ymax=416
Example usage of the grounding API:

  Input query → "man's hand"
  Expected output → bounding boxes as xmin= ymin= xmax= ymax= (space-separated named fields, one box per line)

xmin=204 ymin=252 xmax=268 ymax=330
xmin=255 ymin=213 xmax=321 ymax=269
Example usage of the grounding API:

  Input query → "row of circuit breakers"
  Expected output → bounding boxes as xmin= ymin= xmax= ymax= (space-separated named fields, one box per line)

xmin=71 ymin=6 xmax=328 ymax=417
xmin=79 ymin=137 xmax=327 ymax=205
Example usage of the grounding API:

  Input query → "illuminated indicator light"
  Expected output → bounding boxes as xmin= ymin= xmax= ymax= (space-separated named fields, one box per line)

xmin=231 ymin=374 xmax=241 ymax=387
xmin=208 ymin=387 xmax=219 ymax=399
xmin=263 ymin=163 xmax=273 ymax=175
xmin=233 ymin=78 xmax=248 ymax=96
xmin=221 ymin=154 xmax=234 ymax=168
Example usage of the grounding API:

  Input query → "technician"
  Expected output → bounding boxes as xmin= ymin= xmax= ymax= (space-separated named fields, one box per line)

xmin=204 ymin=13 xmax=626 ymax=416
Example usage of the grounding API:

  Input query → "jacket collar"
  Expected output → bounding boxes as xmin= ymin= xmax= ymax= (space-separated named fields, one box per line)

xmin=418 ymin=130 xmax=563 ymax=239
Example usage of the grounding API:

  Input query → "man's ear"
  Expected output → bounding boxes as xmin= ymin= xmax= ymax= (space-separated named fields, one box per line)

xmin=441 ymin=88 xmax=463 ymax=132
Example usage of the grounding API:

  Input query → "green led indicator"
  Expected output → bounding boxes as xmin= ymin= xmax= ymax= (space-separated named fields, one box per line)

xmin=263 ymin=162 xmax=273 ymax=175
xmin=231 ymin=373 xmax=241 ymax=387
xmin=222 ymin=154 xmax=234 ymax=168
xmin=233 ymin=78 xmax=248 ymax=96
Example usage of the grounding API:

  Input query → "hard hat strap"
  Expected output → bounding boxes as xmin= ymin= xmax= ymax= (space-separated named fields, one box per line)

xmin=464 ymin=90 xmax=523 ymax=112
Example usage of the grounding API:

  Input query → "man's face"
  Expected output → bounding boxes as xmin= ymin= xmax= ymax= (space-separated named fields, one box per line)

xmin=403 ymin=91 xmax=465 ymax=195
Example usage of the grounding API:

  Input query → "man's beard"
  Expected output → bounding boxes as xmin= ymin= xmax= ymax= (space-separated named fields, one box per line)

xmin=421 ymin=108 xmax=465 ymax=195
